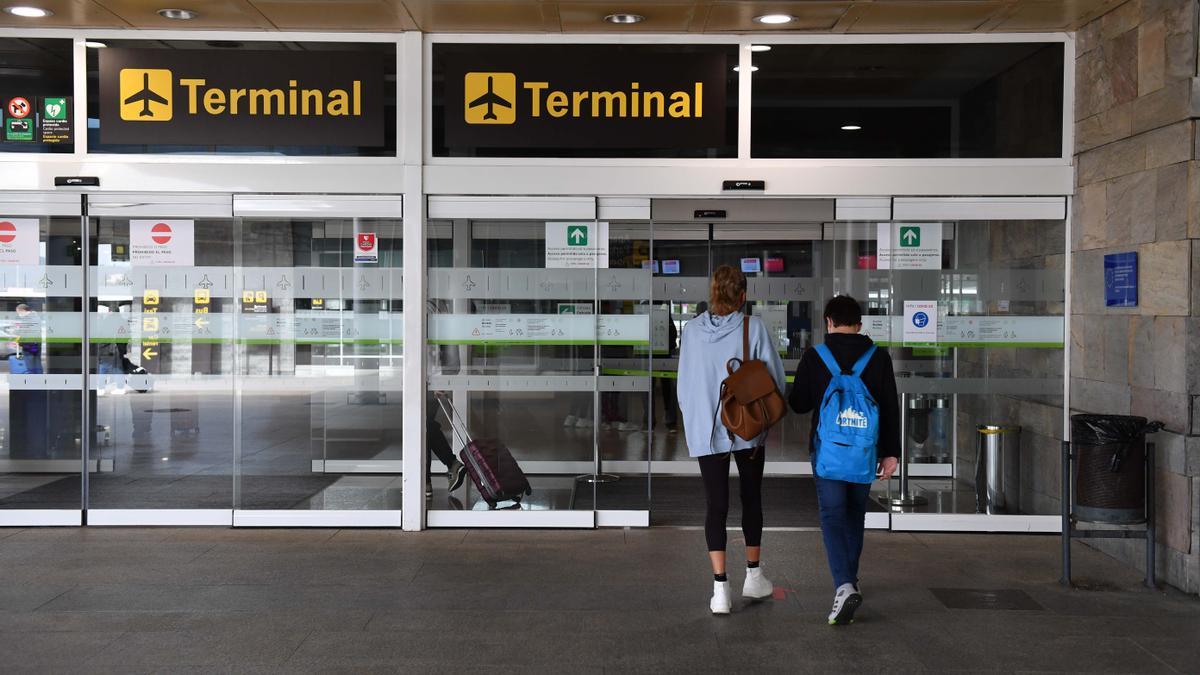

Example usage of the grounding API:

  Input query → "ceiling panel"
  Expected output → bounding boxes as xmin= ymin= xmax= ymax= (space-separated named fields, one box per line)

xmin=252 ymin=0 xmax=414 ymax=31
xmin=703 ymin=2 xmax=853 ymax=31
xmin=842 ymin=1 xmax=1009 ymax=32
xmin=0 ymin=0 xmax=1122 ymax=32
xmin=991 ymin=0 xmax=1123 ymax=31
xmin=556 ymin=2 xmax=700 ymax=32
xmin=400 ymin=0 xmax=556 ymax=32
xmin=0 ymin=0 xmax=128 ymax=28
xmin=93 ymin=0 xmax=274 ymax=29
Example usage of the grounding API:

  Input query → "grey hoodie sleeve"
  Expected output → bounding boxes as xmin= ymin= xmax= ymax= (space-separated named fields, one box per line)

xmin=753 ymin=317 xmax=786 ymax=393
xmin=676 ymin=322 xmax=697 ymax=411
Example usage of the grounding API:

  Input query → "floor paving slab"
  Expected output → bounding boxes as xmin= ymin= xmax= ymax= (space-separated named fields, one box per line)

xmin=0 ymin=528 xmax=1195 ymax=672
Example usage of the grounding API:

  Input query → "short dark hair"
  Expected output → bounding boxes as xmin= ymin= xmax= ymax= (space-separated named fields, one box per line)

xmin=824 ymin=295 xmax=862 ymax=327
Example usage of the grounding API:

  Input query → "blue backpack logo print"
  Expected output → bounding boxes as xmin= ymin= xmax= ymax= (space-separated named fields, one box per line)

xmin=813 ymin=344 xmax=879 ymax=484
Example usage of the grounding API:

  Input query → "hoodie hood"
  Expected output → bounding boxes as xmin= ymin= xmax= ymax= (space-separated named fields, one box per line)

xmin=694 ymin=311 xmax=743 ymax=343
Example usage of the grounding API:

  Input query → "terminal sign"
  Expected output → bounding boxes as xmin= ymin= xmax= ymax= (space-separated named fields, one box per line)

xmin=439 ymin=45 xmax=727 ymax=150
xmin=99 ymin=48 xmax=386 ymax=147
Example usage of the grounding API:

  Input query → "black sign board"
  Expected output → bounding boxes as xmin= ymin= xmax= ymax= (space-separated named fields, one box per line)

xmin=694 ymin=210 xmax=727 ymax=219
xmin=723 ymin=180 xmax=765 ymax=191
xmin=55 ymin=176 xmax=99 ymax=187
xmin=439 ymin=45 xmax=727 ymax=150
xmin=99 ymin=49 xmax=385 ymax=147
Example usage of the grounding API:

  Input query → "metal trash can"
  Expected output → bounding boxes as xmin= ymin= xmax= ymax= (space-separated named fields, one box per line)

xmin=976 ymin=425 xmax=1020 ymax=514
xmin=1071 ymin=414 xmax=1162 ymax=524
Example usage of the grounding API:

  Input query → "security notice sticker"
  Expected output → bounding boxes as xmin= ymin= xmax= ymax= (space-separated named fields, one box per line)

xmin=902 ymin=300 xmax=938 ymax=344
xmin=545 ymin=221 xmax=608 ymax=269
xmin=0 ymin=218 xmax=39 ymax=265
xmin=354 ymin=231 xmax=378 ymax=263
xmin=877 ymin=222 xmax=943 ymax=270
xmin=130 ymin=219 xmax=194 ymax=266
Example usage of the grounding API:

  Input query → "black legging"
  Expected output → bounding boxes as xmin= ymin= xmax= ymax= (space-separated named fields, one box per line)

xmin=698 ymin=447 xmax=765 ymax=552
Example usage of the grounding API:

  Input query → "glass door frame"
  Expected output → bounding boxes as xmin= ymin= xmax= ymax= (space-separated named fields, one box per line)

xmin=0 ymin=191 xmax=86 ymax=526
xmin=84 ymin=192 xmax=236 ymax=526
xmin=229 ymin=193 xmax=405 ymax=528
xmin=420 ymin=195 xmax=654 ymax=528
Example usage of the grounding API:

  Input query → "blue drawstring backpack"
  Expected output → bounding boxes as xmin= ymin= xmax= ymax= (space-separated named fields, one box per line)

xmin=813 ymin=344 xmax=880 ymax=484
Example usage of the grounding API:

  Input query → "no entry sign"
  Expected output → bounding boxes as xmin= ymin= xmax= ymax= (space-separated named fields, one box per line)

xmin=131 ymin=219 xmax=194 ymax=266
xmin=0 ymin=218 xmax=38 ymax=265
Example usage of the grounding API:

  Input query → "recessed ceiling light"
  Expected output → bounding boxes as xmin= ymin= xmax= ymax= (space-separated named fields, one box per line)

xmin=157 ymin=8 xmax=198 ymax=20
xmin=4 ymin=6 xmax=53 ymax=18
xmin=84 ymin=41 xmax=107 ymax=49
xmin=733 ymin=65 xmax=759 ymax=73
xmin=755 ymin=14 xmax=794 ymax=25
xmin=841 ymin=125 xmax=862 ymax=131
xmin=753 ymin=13 xmax=792 ymax=24
xmin=604 ymin=13 xmax=644 ymax=24
xmin=748 ymin=45 xmax=772 ymax=52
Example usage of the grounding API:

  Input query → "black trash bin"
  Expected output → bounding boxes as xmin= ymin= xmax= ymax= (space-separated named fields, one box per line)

xmin=1071 ymin=414 xmax=1163 ymax=524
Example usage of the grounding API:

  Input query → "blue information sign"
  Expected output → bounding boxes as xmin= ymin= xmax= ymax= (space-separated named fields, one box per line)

xmin=1104 ymin=252 xmax=1138 ymax=308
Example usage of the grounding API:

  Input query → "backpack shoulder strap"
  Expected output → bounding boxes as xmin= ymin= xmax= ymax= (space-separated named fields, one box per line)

xmin=814 ymin=343 xmax=842 ymax=375
xmin=850 ymin=345 xmax=877 ymax=377
xmin=742 ymin=313 xmax=750 ymax=361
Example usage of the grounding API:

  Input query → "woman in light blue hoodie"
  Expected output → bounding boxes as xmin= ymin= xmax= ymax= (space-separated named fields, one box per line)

xmin=678 ymin=265 xmax=786 ymax=615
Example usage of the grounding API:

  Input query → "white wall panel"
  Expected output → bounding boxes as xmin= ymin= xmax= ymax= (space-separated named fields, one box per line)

xmin=425 ymin=164 xmax=1074 ymax=198
xmin=427 ymin=196 xmax=595 ymax=220
xmin=0 ymin=191 xmax=83 ymax=216
xmin=893 ymin=197 xmax=1067 ymax=220
xmin=234 ymin=195 xmax=403 ymax=219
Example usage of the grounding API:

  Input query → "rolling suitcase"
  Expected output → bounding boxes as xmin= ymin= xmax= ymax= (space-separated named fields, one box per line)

xmin=436 ymin=394 xmax=532 ymax=509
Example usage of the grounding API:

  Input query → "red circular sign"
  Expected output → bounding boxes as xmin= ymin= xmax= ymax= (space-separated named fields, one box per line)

xmin=0 ymin=221 xmax=15 ymax=244
xmin=151 ymin=222 xmax=172 ymax=245
xmin=7 ymin=97 xmax=30 ymax=119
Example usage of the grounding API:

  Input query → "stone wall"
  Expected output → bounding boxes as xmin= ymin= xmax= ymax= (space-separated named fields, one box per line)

xmin=1072 ymin=0 xmax=1200 ymax=594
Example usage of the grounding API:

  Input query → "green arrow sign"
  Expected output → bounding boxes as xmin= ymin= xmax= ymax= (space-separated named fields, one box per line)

xmin=567 ymin=225 xmax=588 ymax=246
xmin=900 ymin=226 xmax=920 ymax=247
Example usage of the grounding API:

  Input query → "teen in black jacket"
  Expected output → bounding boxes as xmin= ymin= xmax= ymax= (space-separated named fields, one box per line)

xmin=788 ymin=295 xmax=900 ymax=627
xmin=788 ymin=336 xmax=901 ymax=461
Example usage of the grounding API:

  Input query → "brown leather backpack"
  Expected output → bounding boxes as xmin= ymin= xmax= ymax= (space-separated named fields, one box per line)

xmin=718 ymin=316 xmax=787 ymax=442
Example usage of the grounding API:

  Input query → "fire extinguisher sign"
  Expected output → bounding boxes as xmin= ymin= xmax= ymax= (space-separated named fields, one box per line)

xmin=354 ymin=231 xmax=378 ymax=263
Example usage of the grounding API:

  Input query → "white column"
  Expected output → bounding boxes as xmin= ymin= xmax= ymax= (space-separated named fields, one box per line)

xmin=400 ymin=32 xmax=427 ymax=531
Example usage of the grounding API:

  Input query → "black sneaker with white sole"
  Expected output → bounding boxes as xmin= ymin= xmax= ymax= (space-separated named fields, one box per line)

xmin=828 ymin=583 xmax=862 ymax=626
xmin=447 ymin=459 xmax=468 ymax=492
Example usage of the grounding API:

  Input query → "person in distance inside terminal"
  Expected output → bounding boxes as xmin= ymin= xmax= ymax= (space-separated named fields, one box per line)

xmin=789 ymin=295 xmax=900 ymax=626
xmin=677 ymin=265 xmax=785 ymax=615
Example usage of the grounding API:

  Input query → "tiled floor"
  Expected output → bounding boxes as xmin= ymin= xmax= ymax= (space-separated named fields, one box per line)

xmin=0 ymin=526 xmax=1195 ymax=672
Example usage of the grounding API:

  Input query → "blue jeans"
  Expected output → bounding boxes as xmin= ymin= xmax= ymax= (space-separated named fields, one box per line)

xmin=814 ymin=476 xmax=872 ymax=589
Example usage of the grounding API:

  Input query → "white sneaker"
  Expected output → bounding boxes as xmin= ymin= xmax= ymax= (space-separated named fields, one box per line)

xmin=710 ymin=580 xmax=732 ymax=615
xmin=576 ymin=417 xmax=593 ymax=429
xmin=563 ymin=415 xmax=577 ymax=427
xmin=828 ymin=582 xmax=862 ymax=626
xmin=617 ymin=421 xmax=639 ymax=432
xmin=742 ymin=566 xmax=774 ymax=600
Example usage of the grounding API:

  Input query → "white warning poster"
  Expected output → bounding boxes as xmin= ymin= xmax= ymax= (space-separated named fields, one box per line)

xmin=130 ymin=219 xmax=194 ymax=266
xmin=877 ymin=222 xmax=943 ymax=270
xmin=902 ymin=300 xmax=938 ymax=344
xmin=545 ymin=221 xmax=609 ymax=269
xmin=0 ymin=218 xmax=39 ymax=265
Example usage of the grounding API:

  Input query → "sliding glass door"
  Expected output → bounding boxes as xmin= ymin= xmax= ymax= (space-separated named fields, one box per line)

xmin=0 ymin=193 xmax=85 ymax=526
xmin=424 ymin=197 xmax=652 ymax=527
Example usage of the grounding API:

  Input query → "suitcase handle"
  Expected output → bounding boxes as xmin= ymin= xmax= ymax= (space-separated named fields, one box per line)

xmin=434 ymin=391 xmax=472 ymax=449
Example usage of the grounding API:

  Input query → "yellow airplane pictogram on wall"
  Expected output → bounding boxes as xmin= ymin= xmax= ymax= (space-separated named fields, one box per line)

xmin=464 ymin=72 xmax=515 ymax=125
xmin=120 ymin=69 xmax=173 ymax=121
